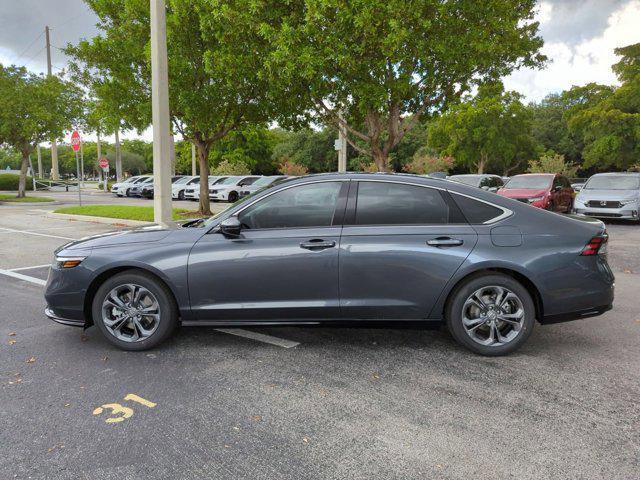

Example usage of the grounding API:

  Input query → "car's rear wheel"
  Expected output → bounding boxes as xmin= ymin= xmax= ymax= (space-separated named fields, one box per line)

xmin=446 ymin=273 xmax=535 ymax=356
xmin=92 ymin=271 xmax=178 ymax=351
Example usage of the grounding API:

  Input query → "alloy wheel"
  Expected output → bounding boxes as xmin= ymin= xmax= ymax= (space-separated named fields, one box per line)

xmin=461 ymin=285 xmax=525 ymax=347
xmin=101 ymin=283 xmax=161 ymax=342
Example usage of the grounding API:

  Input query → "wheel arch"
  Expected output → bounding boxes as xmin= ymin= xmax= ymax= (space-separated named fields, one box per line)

xmin=437 ymin=267 xmax=544 ymax=322
xmin=83 ymin=265 xmax=181 ymax=326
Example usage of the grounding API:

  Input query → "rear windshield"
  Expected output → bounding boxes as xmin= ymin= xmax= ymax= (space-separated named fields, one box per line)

xmin=504 ymin=176 xmax=551 ymax=189
xmin=584 ymin=176 xmax=640 ymax=190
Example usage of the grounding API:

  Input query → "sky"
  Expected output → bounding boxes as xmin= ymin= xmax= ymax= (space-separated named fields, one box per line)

xmin=0 ymin=0 xmax=639 ymax=141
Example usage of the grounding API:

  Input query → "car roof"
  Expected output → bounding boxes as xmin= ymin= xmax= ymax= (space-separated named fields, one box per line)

xmin=590 ymin=172 xmax=640 ymax=176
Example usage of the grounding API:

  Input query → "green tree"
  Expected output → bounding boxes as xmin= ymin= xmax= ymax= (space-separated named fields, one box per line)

xmin=0 ymin=65 xmax=81 ymax=197
xmin=403 ymin=149 xmax=454 ymax=175
xmin=261 ymin=0 xmax=544 ymax=171
xmin=428 ymin=82 xmax=536 ymax=174
xmin=530 ymin=83 xmax=614 ymax=166
xmin=568 ymin=44 xmax=640 ymax=170
xmin=271 ymin=128 xmax=337 ymax=173
xmin=67 ymin=0 xmax=276 ymax=214
xmin=528 ymin=153 xmax=577 ymax=177
xmin=211 ymin=159 xmax=251 ymax=176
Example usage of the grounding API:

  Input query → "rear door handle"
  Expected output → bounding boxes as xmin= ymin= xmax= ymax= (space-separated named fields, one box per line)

xmin=427 ymin=237 xmax=463 ymax=247
xmin=300 ymin=239 xmax=336 ymax=250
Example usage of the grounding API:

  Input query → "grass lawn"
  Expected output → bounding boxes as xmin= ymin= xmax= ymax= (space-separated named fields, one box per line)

xmin=53 ymin=205 xmax=202 ymax=222
xmin=0 ymin=194 xmax=55 ymax=203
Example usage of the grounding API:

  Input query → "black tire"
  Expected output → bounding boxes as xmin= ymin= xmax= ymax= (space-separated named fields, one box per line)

xmin=228 ymin=191 xmax=238 ymax=203
xmin=125 ymin=188 xmax=131 ymax=197
xmin=445 ymin=273 xmax=535 ymax=356
xmin=177 ymin=190 xmax=185 ymax=200
xmin=92 ymin=271 xmax=178 ymax=351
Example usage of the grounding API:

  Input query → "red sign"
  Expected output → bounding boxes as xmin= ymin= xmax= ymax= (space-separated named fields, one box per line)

xmin=99 ymin=157 xmax=109 ymax=169
xmin=70 ymin=130 xmax=81 ymax=152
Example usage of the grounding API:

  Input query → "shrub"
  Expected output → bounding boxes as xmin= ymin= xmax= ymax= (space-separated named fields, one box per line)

xmin=0 ymin=173 xmax=33 ymax=191
xmin=212 ymin=159 xmax=251 ymax=176
xmin=528 ymin=153 xmax=578 ymax=177
xmin=278 ymin=159 xmax=309 ymax=176
xmin=98 ymin=182 xmax=114 ymax=191
xmin=403 ymin=150 xmax=454 ymax=175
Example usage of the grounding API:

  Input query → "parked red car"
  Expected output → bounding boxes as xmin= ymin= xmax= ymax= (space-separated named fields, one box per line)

xmin=497 ymin=173 xmax=574 ymax=213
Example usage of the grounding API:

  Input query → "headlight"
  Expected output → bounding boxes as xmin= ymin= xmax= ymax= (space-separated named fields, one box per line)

xmin=527 ymin=196 xmax=544 ymax=203
xmin=53 ymin=256 xmax=86 ymax=269
xmin=620 ymin=199 xmax=637 ymax=206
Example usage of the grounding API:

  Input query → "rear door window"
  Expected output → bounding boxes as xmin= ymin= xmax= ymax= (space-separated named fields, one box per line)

xmin=451 ymin=194 xmax=506 ymax=224
xmin=354 ymin=182 xmax=453 ymax=225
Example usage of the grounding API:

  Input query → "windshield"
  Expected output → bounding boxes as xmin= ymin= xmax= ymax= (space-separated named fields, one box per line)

xmin=450 ymin=175 xmax=481 ymax=186
xmin=133 ymin=177 xmax=149 ymax=184
xmin=252 ymin=176 xmax=280 ymax=187
xmin=219 ymin=176 xmax=240 ymax=186
xmin=504 ymin=175 xmax=552 ymax=190
xmin=584 ymin=175 xmax=640 ymax=190
xmin=211 ymin=177 xmax=228 ymax=185
xmin=173 ymin=177 xmax=191 ymax=185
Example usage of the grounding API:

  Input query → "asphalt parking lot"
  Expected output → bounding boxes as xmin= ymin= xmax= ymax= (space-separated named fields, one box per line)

xmin=1 ymin=195 xmax=639 ymax=479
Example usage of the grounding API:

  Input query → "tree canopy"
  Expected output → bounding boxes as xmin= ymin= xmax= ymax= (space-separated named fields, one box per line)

xmin=261 ymin=0 xmax=544 ymax=171
xmin=0 ymin=65 xmax=81 ymax=196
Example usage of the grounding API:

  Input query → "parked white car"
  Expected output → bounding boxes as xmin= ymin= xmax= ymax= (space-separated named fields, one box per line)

xmin=209 ymin=176 xmax=260 ymax=202
xmin=110 ymin=175 xmax=151 ymax=197
xmin=171 ymin=176 xmax=199 ymax=200
xmin=238 ymin=175 xmax=289 ymax=198
xmin=184 ymin=176 xmax=229 ymax=201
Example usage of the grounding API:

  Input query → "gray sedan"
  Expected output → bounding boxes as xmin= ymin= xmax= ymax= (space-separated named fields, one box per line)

xmin=45 ymin=173 xmax=614 ymax=356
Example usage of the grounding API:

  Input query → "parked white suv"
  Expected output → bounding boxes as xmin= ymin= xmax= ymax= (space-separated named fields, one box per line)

xmin=209 ymin=176 xmax=260 ymax=202
xmin=171 ymin=176 xmax=199 ymax=200
xmin=110 ymin=175 xmax=151 ymax=197
xmin=184 ymin=176 xmax=229 ymax=201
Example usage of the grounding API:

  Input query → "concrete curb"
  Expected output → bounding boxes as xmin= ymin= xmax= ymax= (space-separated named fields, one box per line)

xmin=46 ymin=212 xmax=153 ymax=227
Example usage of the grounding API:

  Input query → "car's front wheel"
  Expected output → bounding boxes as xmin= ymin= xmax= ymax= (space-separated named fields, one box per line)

xmin=92 ymin=271 xmax=178 ymax=351
xmin=446 ymin=273 xmax=535 ymax=356
xmin=177 ymin=190 xmax=185 ymax=200
xmin=228 ymin=191 xmax=238 ymax=203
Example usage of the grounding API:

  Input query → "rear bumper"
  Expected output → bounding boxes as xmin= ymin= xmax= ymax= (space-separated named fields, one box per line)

xmin=45 ymin=307 xmax=85 ymax=327
xmin=540 ymin=303 xmax=612 ymax=325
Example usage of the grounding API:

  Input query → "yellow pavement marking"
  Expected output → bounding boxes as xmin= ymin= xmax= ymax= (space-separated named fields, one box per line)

xmin=93 ymin=393 xmax=156 ymax=424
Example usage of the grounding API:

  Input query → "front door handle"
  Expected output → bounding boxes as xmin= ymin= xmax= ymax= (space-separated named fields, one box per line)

xmin=300 ymin=239 xmax=336 ymax=250
xmin=427 ymin=237 xmax=463 ymax=247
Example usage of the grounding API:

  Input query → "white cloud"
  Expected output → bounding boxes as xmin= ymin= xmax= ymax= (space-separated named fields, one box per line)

xmin=504 ymin=0 xmax=640 ymax=102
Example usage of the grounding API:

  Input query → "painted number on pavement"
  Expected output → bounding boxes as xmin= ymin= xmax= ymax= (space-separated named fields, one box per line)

xmin=93 ymin=393 xmax=157 ymax=424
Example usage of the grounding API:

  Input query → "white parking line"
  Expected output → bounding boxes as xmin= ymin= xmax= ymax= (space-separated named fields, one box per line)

xmin=214 ymin=328 xmax=300 ymax=349
xmin=0 ymin=269 xmax=47 ymax=286
xmin=9 ymin=264 xmax=51 ymax=271
xmin=0 ymin=227 xmax=75 ymax=240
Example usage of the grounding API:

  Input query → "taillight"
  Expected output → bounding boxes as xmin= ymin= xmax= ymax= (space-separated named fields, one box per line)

xmin=581 ymin=233 xmax=608 ymax=256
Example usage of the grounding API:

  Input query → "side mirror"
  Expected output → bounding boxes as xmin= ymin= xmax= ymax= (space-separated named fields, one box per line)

xmin=219 ymin=217 xmax=241 ymax=237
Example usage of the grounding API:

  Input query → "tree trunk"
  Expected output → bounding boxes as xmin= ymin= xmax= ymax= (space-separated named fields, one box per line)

xmin=196 ymin=142 xmax=212 ymax=215
xmin=477 ymin=153 xmax=487 ymax=174
xmin=371 ymin=148 xmax=389 ymax=172
xmin=18 ymin=153 xmax=29 ymax=198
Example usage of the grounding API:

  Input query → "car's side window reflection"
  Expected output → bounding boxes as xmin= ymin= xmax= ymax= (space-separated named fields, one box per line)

xmin=238 ymin=182 xmax=342 ymax=229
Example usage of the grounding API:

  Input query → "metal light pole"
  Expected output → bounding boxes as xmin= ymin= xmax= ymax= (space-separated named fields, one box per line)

xmin=150 ymin=0 xmax=173 ymax=225
xmin=45 ymin=26 xmax=59 ymax=180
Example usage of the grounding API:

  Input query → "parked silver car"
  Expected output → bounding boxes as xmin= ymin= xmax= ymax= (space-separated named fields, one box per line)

xmin=574 ymin=172 xmax=640 ymax=222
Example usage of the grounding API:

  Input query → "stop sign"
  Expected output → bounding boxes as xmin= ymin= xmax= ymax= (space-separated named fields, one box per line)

xmin=99 ymin=157 xmax=109 ymax=169
xmin=70 ymin=130 xmax=81 ymax=152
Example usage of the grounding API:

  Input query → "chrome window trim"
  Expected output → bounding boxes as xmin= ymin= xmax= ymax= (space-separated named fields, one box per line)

xmin=449 ymin=191 xmax=513 ymax=224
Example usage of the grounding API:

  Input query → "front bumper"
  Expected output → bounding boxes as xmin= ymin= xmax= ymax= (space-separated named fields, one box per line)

xmin=45 ymin=307 xmax=85 ymax=327
xmin=574 ymin=205 xmax=639 ymax=220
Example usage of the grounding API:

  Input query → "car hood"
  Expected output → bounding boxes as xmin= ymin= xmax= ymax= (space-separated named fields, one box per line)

xmin=59 ymin=225 xmax=175 ymax=252
xmin=577 ymin=189 xmax=639 ymax=201
xmin=498 ymin=188 xmax=548 ymax=199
